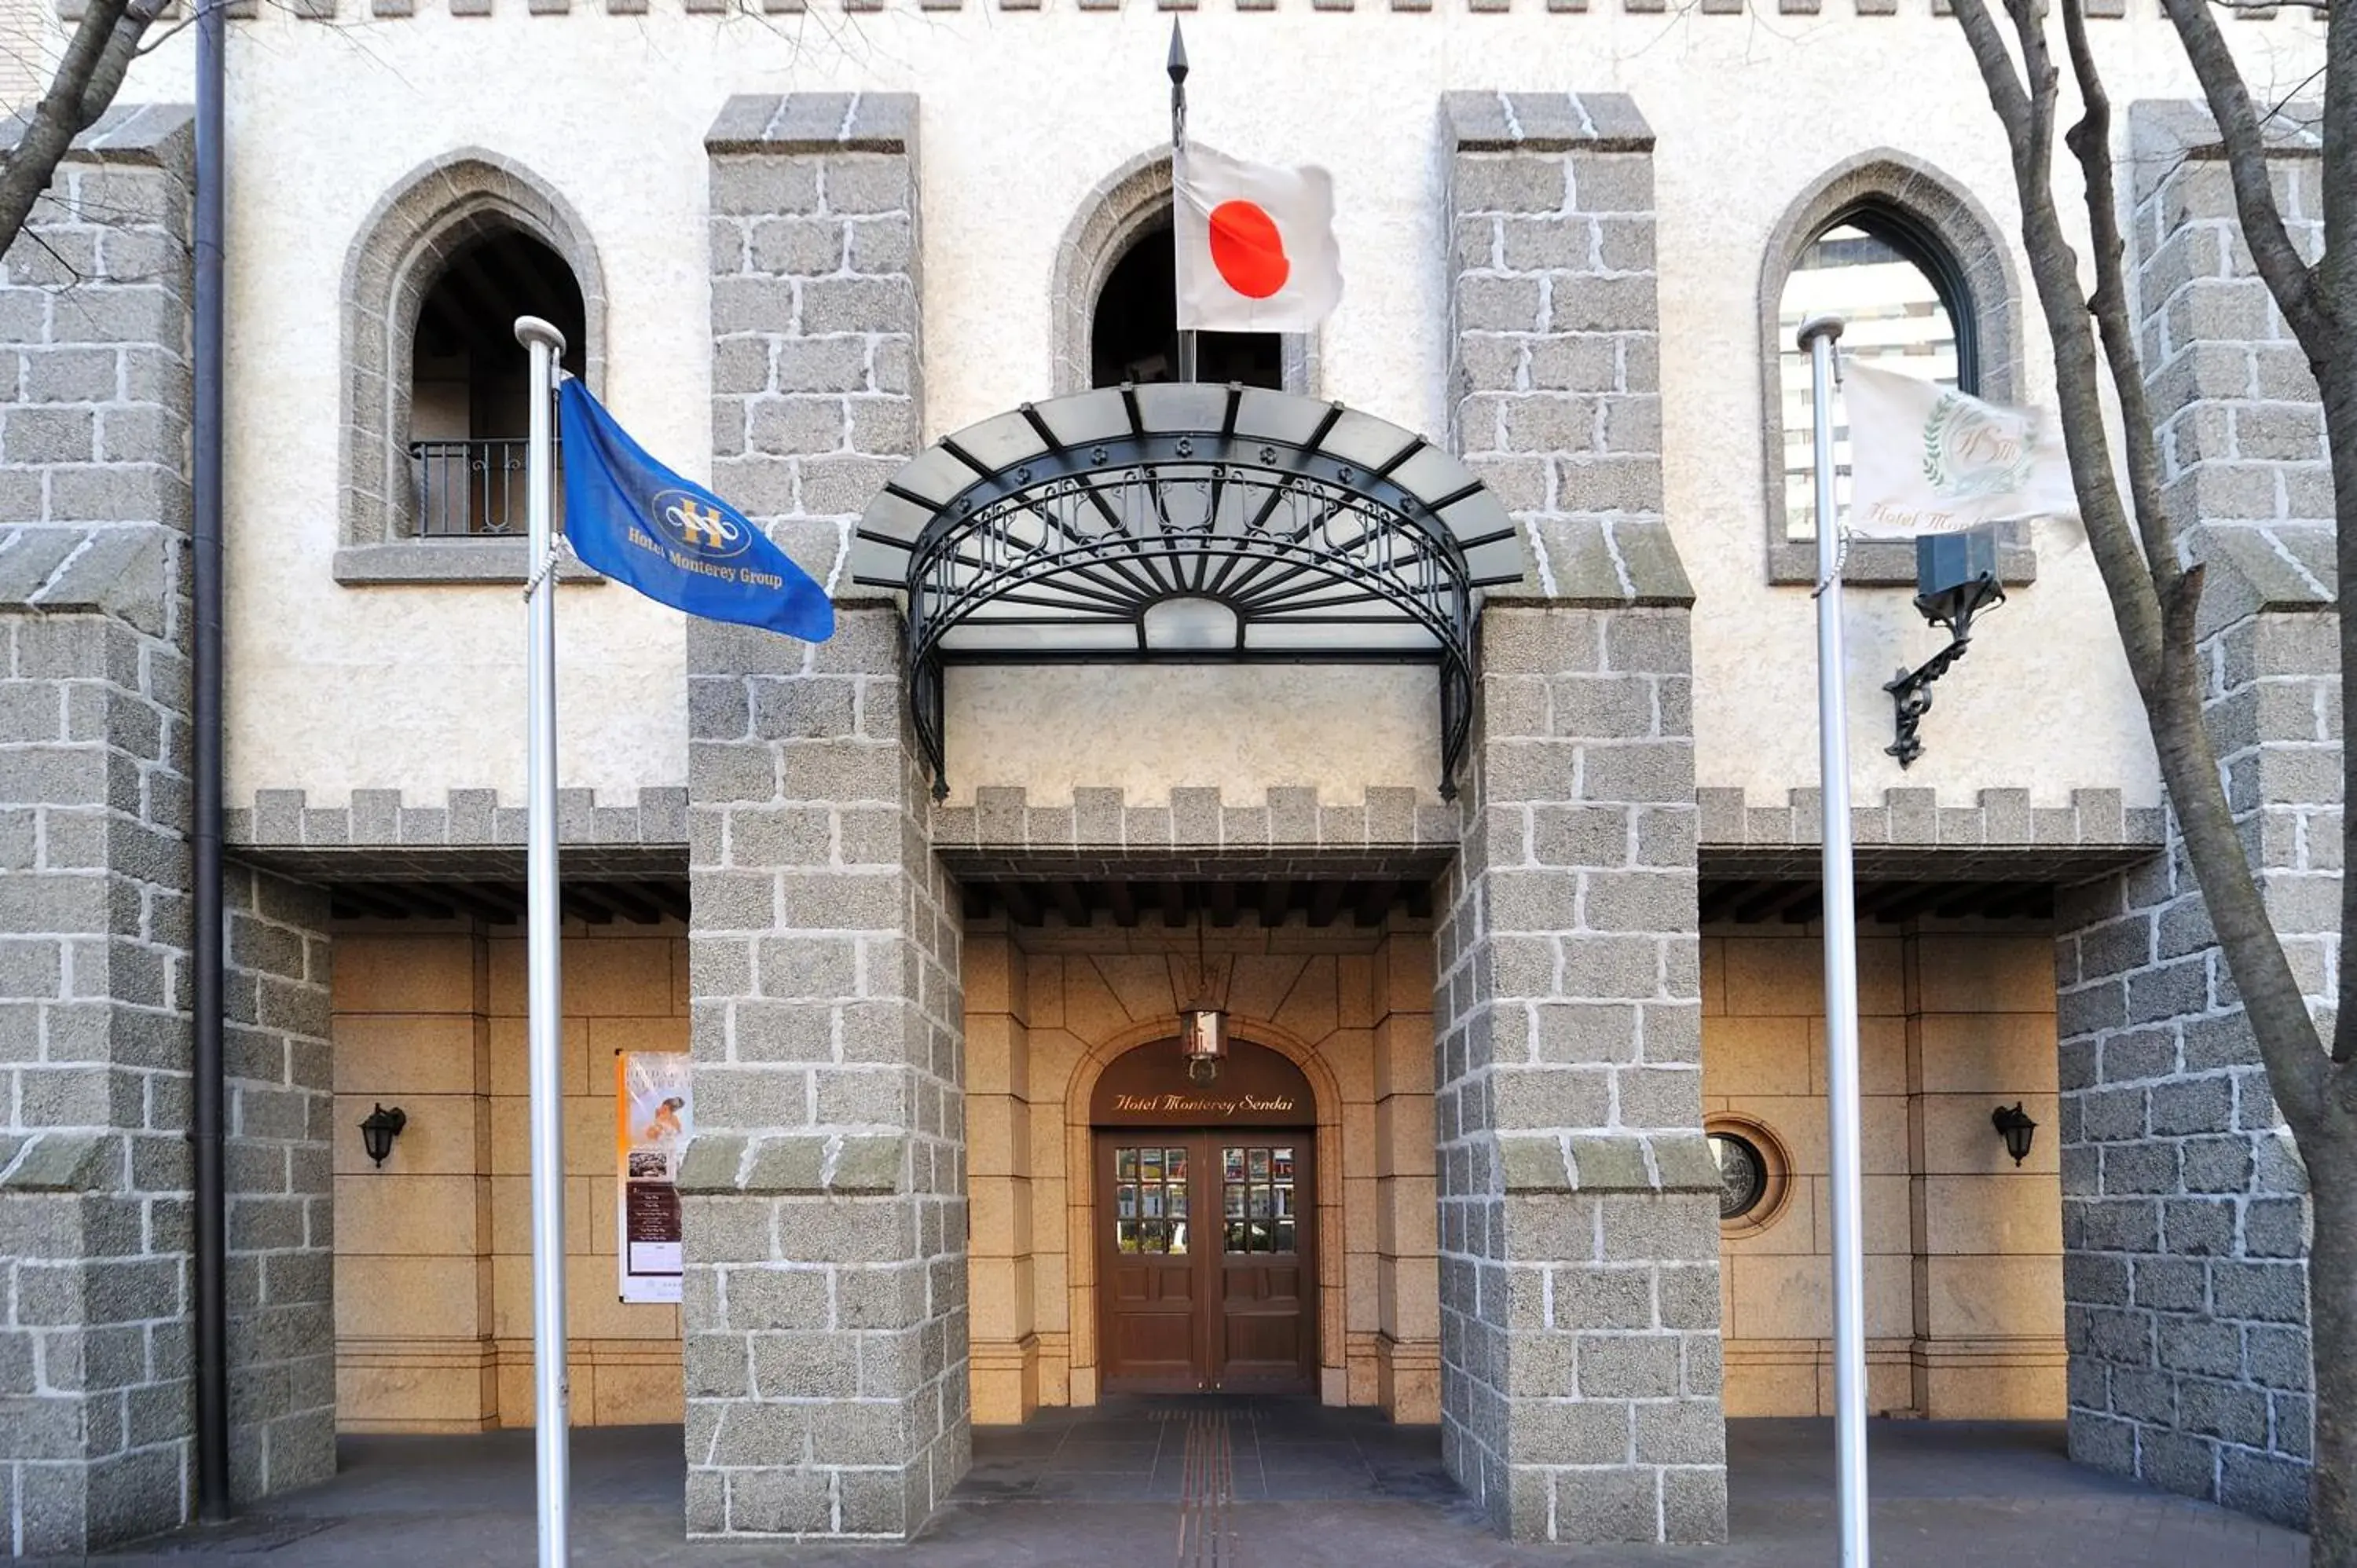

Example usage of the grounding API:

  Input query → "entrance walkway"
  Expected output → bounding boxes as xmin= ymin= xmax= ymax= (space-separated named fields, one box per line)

xmin=72 ymin=1401 xmax=2307 ymax=1566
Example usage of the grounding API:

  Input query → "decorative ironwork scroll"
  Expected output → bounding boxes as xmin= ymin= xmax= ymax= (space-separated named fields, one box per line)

xmin=851 ymin=383 xmax=1526 ymax=799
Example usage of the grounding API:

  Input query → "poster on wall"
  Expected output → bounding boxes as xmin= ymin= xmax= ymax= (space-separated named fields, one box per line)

xmin=615 ymin=1051 xmax=692 ymax=1303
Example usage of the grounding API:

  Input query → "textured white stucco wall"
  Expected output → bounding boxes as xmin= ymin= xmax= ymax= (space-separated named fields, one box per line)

xmin=944 ymin=664 xmax=1440 ymax=807
xmin=93 ymin=2 xmax=2322 ymax=813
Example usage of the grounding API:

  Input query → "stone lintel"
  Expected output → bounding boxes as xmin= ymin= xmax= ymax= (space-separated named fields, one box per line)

xmin=0 ymin=529 xmax=177 ymax=628
xmin=1484 ymin=518 xmax=1695 ymax=610
xmin=0 ymin=101 xmax=196 ymax=167
xmin=706 ymin=91 xmax=918 ymax=155
xmin=2186 ymin=522 xmax=2336 ymax=641
xmin=2129 ymin=98 xmax=2322 ymax=185
xmin=0 ymin=1133 xmax=118 ymax=1192
xmin=330 ymin=540 xmax=609 ymax=586
xmin=1441 ymin=90 xmax=1653 ymax=153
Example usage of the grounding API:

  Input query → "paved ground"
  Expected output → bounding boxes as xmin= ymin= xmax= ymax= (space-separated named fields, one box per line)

xmin=65 ymin=1401 xmax=2308 ymax=1566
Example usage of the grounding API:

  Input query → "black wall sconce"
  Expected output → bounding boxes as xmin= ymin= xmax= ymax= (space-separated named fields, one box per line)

xmin=358 ymin=1104 xmax=408 ymax=1168
xmin=1886 ymin=529 xmax=2006 ymax=767
xmin=1992 ymin=1102 xmax=2036 ymax=1166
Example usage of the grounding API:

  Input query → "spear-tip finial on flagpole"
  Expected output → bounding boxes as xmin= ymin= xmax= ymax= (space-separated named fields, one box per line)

xmin=515 ymin=315 xmax=568 ymax=356
xmin=1167 ymin=19 xmax=1194 ymax=383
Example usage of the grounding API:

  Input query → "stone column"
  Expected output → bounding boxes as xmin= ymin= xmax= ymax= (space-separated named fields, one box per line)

xmin=2050 ymin=102 xmax=2335 ymax=1529
xmin=681 ymin=93 xmax=969 ymax=1544
xmin=1373 ymin=927 xmax=1439 ymax=1423
xmin=963 ymin=932 xmax=1038 ymax=1426
xmin=220 ymin=866 xmax=335 ymax=1497
xmin=0 ymin=104 xmax=209 ymax=1555
xmin=1434 ymin=91 xmax=1725 ymax=1546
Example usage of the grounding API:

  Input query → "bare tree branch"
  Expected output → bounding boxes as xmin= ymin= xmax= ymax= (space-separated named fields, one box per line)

xmin=0 ymin=0 xmax=158 ymax=265
xmin=1949 ymin=0 xmax=2330 ymax=1138
xmin=2058 ymin=0 xmax=2179 ymax=595
xmin=2160 ymin=0 xmax=2334 ymax=354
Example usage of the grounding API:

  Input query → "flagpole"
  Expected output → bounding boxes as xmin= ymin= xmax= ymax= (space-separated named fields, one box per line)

xmin=1798 ymin=314 xmax=1869 ymax=1567
xmin=514 ymin=314 xmax=572 ymax=1568
xmin=1168 ymin=20 xmax=1197 ymax=383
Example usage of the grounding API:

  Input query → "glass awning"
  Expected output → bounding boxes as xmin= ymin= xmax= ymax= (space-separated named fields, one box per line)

xmin=852 ymin=383 xmax=1526 ymax=799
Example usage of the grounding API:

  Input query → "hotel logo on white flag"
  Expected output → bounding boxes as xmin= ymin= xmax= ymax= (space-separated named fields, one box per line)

xmin=1843 ymin=362 xmax=2078 ymax=537
xmin=1175 ymin=143 xmax=1343 ymax=335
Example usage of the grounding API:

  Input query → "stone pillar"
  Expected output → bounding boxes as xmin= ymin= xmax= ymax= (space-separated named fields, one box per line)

xmin=1373 ymin=928 xmax=1439 ymax=1423
xmin=2050 ymin=102 xmax=2335 ymax=1529
xmin=963 ymin=932 xmax=1038 ymax=1426
xmin=1435 ymin=91 xmax=1724 ymax=1546
xmin=0 ymin=105 xmax=207 ymax=1555
xmin=682 ymin=93 xmax=968 ymax=1544
xmin=220 ymin=866 xmax=335 ymax=1497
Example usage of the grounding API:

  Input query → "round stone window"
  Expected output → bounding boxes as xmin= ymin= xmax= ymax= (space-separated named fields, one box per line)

xmin=1705 ymin=1116 xmax=1791 ymax=1236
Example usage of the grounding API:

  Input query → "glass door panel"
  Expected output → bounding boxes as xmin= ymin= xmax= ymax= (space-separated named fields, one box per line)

xmin=1113 ymin=1143 xmax=1192 ymax=1255
xmin=1220 ymin=1143 xmax=1299 ymax=1255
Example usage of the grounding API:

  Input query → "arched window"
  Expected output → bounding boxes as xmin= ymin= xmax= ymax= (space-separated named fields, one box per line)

xmin=409 ymin=228 xmax=587 ymax=537
xmin=1756 ymin=153 xmax=2019 ymax=585
xmin=335 ymin=151 xmax=606 ymax=583
xmin=1090 ymin=221 xmax=1282 ymax=390
xmin=1776 ymin=203 xmax=1974 ymax=544
xmin=1052 ymin=149 xmax=1314 ymax=398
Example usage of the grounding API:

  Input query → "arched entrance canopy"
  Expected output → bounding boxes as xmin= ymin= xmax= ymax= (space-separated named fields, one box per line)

xmin=849 ymin=383 xmax=1526 ymax=798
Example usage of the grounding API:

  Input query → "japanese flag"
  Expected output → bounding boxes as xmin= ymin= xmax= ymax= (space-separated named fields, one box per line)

xmin=1175 ymin=143 xmax=1343 ymax=335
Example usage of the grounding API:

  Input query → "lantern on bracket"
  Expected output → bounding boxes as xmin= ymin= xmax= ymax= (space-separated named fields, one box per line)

xmin=1992 ymin=1102 xmax=2037 ymax=1167
xmin=1178 ymin=907 xmax=1233 ymax=1085
xmin=358 ymin=1104 xmax=408 ymax=1168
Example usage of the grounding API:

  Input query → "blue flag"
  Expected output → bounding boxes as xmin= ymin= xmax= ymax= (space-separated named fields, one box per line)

xmin=558 ymin=379 xmax=834 ymax=643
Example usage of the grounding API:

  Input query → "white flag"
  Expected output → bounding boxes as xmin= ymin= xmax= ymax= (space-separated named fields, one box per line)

xmin=1175 ymin=143 xmax=1343 ymax=335
xmin=1842 ymin=362 xmax=2078 ymax=537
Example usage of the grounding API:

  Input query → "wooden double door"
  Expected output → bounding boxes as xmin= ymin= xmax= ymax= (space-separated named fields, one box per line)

xmin=1095 ymin=1130 xmax=1317 ymax=1394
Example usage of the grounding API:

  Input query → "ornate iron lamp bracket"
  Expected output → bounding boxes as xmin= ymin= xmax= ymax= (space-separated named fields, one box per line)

xmin=1884 ymin=636 xmax=1974 ymax=768
xmin=1884 ymin=570 xmax=2003 ymax=768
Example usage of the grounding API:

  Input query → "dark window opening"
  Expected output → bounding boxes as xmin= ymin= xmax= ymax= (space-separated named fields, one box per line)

xmin=409 ymin=228 xmax=587 ymax=537
xmin=1091 ymin=221 xmax=1283 ymax=390
xmin=1777 ymin=200 xmax=1979 ymax=543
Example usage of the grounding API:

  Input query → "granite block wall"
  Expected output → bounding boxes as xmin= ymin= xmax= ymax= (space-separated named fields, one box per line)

xmin=680 ymin=93 xmax=969 ymax=1544
xmin=1435 ymin=91 xmax=1725 ymax=1547
xmin=0 ymin=104 xmax=207 ymax=1555
xmin=2049 ymin=102 xmax=2334 ymax=1529
xmin=219 ymin=865 xmax=335 ymax=1500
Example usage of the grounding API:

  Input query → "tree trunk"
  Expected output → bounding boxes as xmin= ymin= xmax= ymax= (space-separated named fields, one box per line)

xmin=2309 ymin=1128 xmax=2357 ymax=1565
xmin=2330 ymin=356 xmax=2357 ymax=1070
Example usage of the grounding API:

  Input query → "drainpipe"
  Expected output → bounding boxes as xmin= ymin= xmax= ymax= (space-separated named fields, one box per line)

xmin=191 ymin=0 xmax=231 ymax=1525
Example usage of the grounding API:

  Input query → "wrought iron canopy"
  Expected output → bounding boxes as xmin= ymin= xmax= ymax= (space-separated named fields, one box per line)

xmin=851 ymin=383 xmax=1526 ymax=800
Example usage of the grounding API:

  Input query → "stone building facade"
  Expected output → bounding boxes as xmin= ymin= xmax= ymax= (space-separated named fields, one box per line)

xmin=0 ymin=0 xmax=2337 ymax=1554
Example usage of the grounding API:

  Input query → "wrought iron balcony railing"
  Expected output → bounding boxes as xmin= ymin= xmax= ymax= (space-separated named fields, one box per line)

xmin=409 ymin=438 xmax=561 ymax=537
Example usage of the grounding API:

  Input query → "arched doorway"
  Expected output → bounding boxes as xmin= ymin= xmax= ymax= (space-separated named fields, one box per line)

xmin=1091 ymin=1038 xmax=1318 ymax=1395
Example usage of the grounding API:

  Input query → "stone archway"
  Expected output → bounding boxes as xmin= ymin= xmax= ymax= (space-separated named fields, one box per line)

xmin=336 ymin=148 xmax=608 ymax=554
xmin=1062 ymin=1019 xmax=1347 ymax=1405
xmin=1087 ymin=1038 xmax=1323 ymax=1393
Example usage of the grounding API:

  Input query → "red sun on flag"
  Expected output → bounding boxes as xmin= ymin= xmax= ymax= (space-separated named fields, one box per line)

xmin=1207 ymin=200 xmax=1290 ymax=300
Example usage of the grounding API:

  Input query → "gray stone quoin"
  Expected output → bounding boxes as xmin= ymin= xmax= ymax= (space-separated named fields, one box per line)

xmin=0 ymin=101 xmax=331 ymax=1555
xmin=680 ymin=93 xmax=971 ymax=1543
xmin=1434 ymin=90 xmax=1726 ymax=1546
xmin=2050 ymin=102 xmax=2336 ymax=1531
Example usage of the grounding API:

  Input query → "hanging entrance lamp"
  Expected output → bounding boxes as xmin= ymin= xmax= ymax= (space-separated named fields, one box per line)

xmin=1178 ymin=907 xmax=1232 ymax=1084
